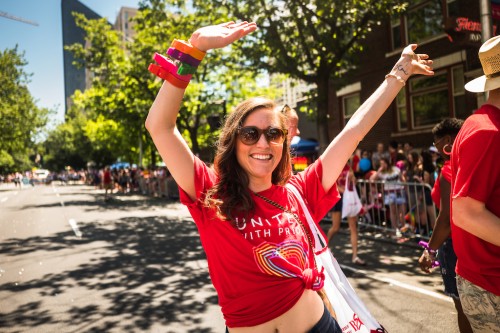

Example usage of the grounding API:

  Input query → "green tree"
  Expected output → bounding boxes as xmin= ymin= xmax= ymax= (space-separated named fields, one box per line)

xmin=0 ymin=47 xmax=50 ymax=173
xmin=64 ymin=14 xmax=137 ymax=166
xmin=43 ymin=110 xmax=92 ymax=171
xmin=64 ymin=1 xmax=282 ymax=166
xmin=198 ymin=0 xmax=408 ymax=150
xmin=129 ymin=0 xmax=283 ymax=161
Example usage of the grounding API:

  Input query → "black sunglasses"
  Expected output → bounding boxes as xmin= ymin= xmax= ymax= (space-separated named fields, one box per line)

xmin=237 ymin=126 xmax=288 ymax=145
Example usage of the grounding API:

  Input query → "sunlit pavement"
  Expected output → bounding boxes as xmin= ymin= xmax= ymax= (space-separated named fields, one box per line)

xmin=0 ymin=183 xmax=458 ymax=333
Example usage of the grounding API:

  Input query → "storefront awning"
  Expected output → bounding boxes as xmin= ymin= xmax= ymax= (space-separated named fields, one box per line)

xmin=290 ymin=136 xmax=319 ymax=153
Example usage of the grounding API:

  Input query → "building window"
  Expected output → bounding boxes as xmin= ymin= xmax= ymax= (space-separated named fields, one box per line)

xmin=410 ymin=71 xmax=449 ymax=128
xmin=342 ymin=93 xmax=360 ymax=125
xmin=390 ymin=0 xmax=445 ymax=50
xmin=396 ymin=89 xmax=407 ymax=130
xmin=391 ymin=17 xmax=403 ymax=50
xmin=407 ymin=1 xmax=443 ymax=43
xmin=394 ymin=63 xmax=469 ymax=132
xmin=447 ymin=0 xmax=459 ymax=17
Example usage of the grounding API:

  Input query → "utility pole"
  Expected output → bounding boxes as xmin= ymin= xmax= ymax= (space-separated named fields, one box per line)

xmin=0 ymin=11 xmax=39 ymax=26
xmin=480 ymin=0 xmax=493 ymax=42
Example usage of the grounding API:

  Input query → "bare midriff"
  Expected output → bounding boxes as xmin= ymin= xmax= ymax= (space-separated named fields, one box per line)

xmin=228 ymin=289 xmax=325 ymax=333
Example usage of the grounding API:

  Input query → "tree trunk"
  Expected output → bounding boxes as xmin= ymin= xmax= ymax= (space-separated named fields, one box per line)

xmin=316 ymin=76 xmax=331 ymax=153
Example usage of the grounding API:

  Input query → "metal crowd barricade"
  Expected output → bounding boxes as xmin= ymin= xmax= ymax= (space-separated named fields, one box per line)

xmin=356 ymin=179 xmax=437 ymax=240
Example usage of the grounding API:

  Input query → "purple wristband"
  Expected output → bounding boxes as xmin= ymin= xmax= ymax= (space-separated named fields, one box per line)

xmin=166 ymin=47 xmax=202 ymax=67
xmin=153 ymin=53 xmax=192 ymax=82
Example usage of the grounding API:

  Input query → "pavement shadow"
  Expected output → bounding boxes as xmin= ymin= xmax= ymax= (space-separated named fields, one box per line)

xmin=0 ymin=214 xmax=220 ymax=332
xmin=318 ymin=221 xmax=441 ymax=281
xmin=16 ymin=194 xmax=179 ymax=213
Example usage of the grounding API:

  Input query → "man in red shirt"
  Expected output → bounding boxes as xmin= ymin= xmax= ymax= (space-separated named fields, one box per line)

xmin=452 ymin=35 xmax=500 ymax=332
xmin=102 ymin=166 xmax=113 ymax=201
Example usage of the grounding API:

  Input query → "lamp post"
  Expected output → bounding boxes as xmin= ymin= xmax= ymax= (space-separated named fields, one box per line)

xmin=480 ymin=0 xmax=493 ymax=42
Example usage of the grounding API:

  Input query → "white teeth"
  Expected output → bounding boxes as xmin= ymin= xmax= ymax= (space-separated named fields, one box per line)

xmin=252 ymin=154 xmax=272 ymax=160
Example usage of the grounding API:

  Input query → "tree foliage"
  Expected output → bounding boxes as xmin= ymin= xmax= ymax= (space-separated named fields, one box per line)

xmin=196 ymin=0 xmax=409 ymax=150
xmin=42 ymin=110 xmax=92 ymax=171
xmin=61 ymin=0 xmax=282 ymax=167
xmin=0 ymin=47 xmax=50 ymax=173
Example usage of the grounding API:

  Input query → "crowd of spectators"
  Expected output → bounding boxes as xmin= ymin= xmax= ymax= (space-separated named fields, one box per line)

xmin=0 ymin=166 xmax=179 ymax=200
xmin=1 ymin=139 xmax=438 ymax=234
xmin=347 ymin=140 xmax=441 ymax=237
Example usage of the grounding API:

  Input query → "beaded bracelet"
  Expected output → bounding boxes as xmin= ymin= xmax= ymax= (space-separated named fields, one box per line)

xmin=148 ymin=63 xmax=190 ymax=89
xmin=171 ymin=39 xmax=206 ymax=61
xmin=385 ymin=73 xmax=406 ymax=86
xmin=153 ymin=53 xmax=192 ymax=82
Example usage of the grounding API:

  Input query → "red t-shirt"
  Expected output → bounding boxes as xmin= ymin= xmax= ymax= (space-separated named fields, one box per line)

xmin=336 ymin=164 xmax=353 ymax=192
xmin=451 ymin=104 xmax=500 ymax=295
xmin=179 ymin=157 xmax=339 ymax=327
xmin=431 ymin=160 xmax=451 ymax=209
xmin=103 ymin=170 xmax=112 ymax=184
xmin=352 ymin=155 xmax=360 ymax=172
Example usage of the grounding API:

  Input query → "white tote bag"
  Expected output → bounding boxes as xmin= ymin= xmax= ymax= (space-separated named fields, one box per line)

xmin=342 ymin=176 xmax=363 ymax=219
xmin=287 ymin=184 xmax=386 ymax=333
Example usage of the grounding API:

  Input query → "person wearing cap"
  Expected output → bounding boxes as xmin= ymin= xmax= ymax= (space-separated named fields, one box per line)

xmin=428 ymin=145 xmax=440 ymax=166
xmin=451 ymin=35 xmax=500 ymax=332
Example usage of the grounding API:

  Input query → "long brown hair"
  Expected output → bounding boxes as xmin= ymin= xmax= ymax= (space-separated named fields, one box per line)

xmin=204 ymin=97 xmax=292 ymax=222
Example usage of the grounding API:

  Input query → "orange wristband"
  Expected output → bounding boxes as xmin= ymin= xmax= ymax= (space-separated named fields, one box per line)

xmin=171 ymin=39 xmax=206 ymax=61
xmin=148 ymin=63 xmax=189 ymax=89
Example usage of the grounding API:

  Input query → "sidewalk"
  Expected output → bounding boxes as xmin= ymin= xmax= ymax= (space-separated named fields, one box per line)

xmin=317 ymin=219 xmax=442 ymax=291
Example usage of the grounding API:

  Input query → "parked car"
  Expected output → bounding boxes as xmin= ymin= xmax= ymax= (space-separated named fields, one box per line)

xmin=33 ymin=169 xmax=50 ymax=183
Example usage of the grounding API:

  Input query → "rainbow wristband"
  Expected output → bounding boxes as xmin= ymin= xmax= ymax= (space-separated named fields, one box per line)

xmin=171 ymin=39 xmax=206 ymax=61
xmin=148 ymin=63 xmax=189 ymax=89
xmin=167 ymin=47 xmax=201 ymax=67
xmin=153 ymin=53 xmax=192 ymax=82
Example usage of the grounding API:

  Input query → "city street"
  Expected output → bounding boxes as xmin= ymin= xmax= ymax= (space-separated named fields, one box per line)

xmin=0 ymin=183 xmax=461 ymax=333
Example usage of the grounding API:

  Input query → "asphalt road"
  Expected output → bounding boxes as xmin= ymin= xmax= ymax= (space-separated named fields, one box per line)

xmin=0 ymin=183 xmax=460 ymax=333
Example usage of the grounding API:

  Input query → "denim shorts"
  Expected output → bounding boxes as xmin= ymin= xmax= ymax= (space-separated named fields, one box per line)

xmin=437 ymin=238 xmax=459 ymax=298
xmin=331 ymin=193 xmax=343 ymax=212
xmin=309 ymin=305 xmax=342 ymax=333
xmin=225 ymin=305 xmax=342 ymax=333
xmin=383 ymin=190 xmax=406 ymax=205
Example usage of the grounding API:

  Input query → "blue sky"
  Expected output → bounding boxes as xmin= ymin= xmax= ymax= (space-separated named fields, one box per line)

xmin=0 ymin=0 xmax=140 ymax=123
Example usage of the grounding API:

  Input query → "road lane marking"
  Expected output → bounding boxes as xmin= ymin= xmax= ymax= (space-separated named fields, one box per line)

xmin=68 ymin=219 xmax=82 ymax=238
xmin=53 ymin=185 xmax=80 ymax=238
xmin=1 ymin=197 xmax=7 ymax=203
xmin=340 ymin=263 xmax=452 ymax=303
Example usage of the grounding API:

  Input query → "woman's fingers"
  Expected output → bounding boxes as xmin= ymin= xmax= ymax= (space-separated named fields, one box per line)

xmin=219 ymin=21 xmax=235 ymax=27
xmin=189 ymin=21 xmax=257 ymax=51
xmin=222 ymin=23 xmax=256 ymax=43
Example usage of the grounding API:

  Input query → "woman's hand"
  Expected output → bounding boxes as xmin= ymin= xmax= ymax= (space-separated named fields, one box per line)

xmin=391 ymin=44 xmax=434 ymax=80
xmin=189 ymin=21 xmax=257 ymax=52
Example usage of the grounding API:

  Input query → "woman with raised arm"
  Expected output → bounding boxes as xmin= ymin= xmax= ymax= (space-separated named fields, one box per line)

xmin=145 ymin=21 xmax=433 ymax=333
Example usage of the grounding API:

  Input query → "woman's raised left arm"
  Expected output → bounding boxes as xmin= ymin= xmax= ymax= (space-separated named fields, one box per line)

xmin=320 ymin=45 xmax=433 ymax=192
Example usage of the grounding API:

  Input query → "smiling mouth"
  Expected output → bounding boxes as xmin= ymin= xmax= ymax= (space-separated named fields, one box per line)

xmin=251 ymin=154 xmax=272 ymax=161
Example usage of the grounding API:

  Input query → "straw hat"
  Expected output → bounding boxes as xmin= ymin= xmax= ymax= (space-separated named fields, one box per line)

xmin=465 ymin=35 xmax=500 ymax=93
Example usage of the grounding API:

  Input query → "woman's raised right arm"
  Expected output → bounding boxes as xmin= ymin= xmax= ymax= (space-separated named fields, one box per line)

xmin=145 ymin=82 xmax=195 ymax=199
xmin=145 ymin=22 xmax=257 ymax=201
